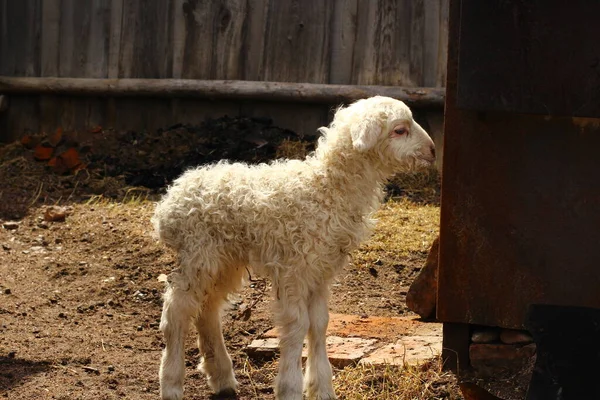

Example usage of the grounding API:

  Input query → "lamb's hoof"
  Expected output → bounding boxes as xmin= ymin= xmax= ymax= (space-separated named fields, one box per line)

xmin=307 ymin=389 xmax=337 ymax=400
xmin=276 ymin=388 xmax=303 ymax=400
xmin=160 ymin=385 xmax=183 ymax=400
xmin=210 ymin=388 xmax=237 ymax=399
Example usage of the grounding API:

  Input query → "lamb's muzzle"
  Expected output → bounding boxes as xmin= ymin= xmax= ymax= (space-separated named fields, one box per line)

xmin=152 ymin=96 xmax=435 ymax=400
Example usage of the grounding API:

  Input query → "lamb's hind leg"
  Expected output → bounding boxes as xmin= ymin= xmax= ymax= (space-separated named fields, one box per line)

xmin=274 ymin=283 xmax=310 ymax=400
xmin=194 ymin=291 xmax=238 ymax=395
xmin=159 ymin=284 xmax=197 ymax=400
xmin=305 ymin=283 xmax=336 ymax=399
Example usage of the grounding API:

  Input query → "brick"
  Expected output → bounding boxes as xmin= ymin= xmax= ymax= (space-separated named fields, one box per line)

xmin=264 ymin=313 xmax=441 ymax=341
xmin=318 ymin=337 xmax=378 ymax=368
xmin=360 ymin=335 xmax=442 ymax=366
xmin=245 ymin=336 xmax=378 ymax=368
xmin=245 ymin=338 xmax=280 ymax=359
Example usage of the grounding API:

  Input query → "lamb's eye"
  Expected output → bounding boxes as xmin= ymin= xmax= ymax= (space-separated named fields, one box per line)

xmin=394 ymin=128 xmax=407 ymax=135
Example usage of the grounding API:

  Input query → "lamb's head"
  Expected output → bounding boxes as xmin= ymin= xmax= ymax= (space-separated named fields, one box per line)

xmin=333 ymin=96 xmax=436 ymax=171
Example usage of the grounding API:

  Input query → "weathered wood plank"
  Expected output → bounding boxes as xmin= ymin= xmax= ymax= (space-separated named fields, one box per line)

xmin=408 ymin=0 xmax=425 ymax=86
xmin=436 ymin=0 xmax=449 ymax=87
xmin=329 ymin=0 xmax=358 ymax=84
xmin=171 ymin=0 xmax=186 ymax=79
xmin=170 ymin=98 xmax=240 ymax=125
xmin=351 ymin=1 xmax=377 ymax=85
xmin=178 ymin=0 xmax=247 ymax=79
xmin=41 ymin=0 xmax=61 ymax=77
xmin=213 ymin=0 xmax=248 ymax=79
xmin=85 ymin=0 xmax=111 ymax=78
xmin=58 ymin=0 xmax=111 ymax=78
xmin=119 ymin=0 xmax=174 ymax=78
xmin=0 ymin=0 xmax=41 ymax=76
xmin=3 ymin=95 xmax=40 ymax=139
xmin=111 ymin=98 xmax=172 ymax=132
xmin=421 ymin=0 xmax=440 ymax=87
xmin=57 ymin=0 xmax=75 ymax=77
xmin=242 ymin=0 xmax=269 ymax=80
xmin=178 ymin=0 xmax=213 ymax=79
xmin=353 ymin=0 xmax=434 ymax=86
xmin=0 ymin=77 xmax=446 ymax=107
xmin=261 ymin=0 xmax=333 ymax=83
xmin=107 ymin=0 xmax=123 ymax=79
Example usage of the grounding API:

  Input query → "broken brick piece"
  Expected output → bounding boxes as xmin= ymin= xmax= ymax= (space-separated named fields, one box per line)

xmin=33 ymin=144 xmax=54 ymax=161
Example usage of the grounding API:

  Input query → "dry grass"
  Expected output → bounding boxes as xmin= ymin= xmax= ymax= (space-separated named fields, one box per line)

xmin=387 ymin=167 xmax=441 ymax=205
xmin=236 ymin=356 xmax=461 ymax=400
xmin=353 ymin=197 xmax=440 ymax=269
xmin=275 ymin=138 xmax=312 ymax=160
xmin=334 ymin=358 xmax=461 ymax=400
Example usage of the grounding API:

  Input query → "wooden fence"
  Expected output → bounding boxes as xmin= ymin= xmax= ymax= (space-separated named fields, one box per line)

xmin=0 ymin=0 xmax=448 ymax=157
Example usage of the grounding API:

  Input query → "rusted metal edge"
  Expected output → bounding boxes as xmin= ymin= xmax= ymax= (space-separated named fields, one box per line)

xmin=0 ymin=77 xmax=445 ymax=108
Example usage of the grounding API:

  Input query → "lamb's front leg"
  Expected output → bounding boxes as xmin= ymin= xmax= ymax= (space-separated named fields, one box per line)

xmin=305 ymin=284 xmax=336 ymax=399
xmin=274 ymin=289 xmax=310 ymax=400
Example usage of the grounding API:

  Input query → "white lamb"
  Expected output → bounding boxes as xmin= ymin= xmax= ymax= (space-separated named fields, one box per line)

xmin=152 ymin=96 xmax=436 ymax=400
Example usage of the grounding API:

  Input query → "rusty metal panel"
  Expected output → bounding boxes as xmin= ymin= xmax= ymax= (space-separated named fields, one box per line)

xmin=438 ymin=0 xmax=600 ymax=329
xmin=456 ymin=0 xmax=600 ymax=118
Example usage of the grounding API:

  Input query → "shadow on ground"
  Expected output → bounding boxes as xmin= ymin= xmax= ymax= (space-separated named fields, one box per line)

xmin=0 ymin=356 xmax=51 ymax=392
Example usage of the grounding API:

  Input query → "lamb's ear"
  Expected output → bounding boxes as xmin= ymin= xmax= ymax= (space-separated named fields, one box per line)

xmin=351 ymin=117 xmax=383 ymax=151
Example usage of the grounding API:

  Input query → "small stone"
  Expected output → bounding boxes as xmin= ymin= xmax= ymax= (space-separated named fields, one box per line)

xmin=471 ymin=328 xmax=500 ymax=344
xmin=44 ymin=206 xmax=68 ymax=222
xmin=500 ymin=329 xmax=534 ymax=345
xmin=38 ymin=222 xmax=49 ymax=229
xmin=360 ymin=335 xmax=442 ymax=366
xmin=107 ymin=365 xmax=115 ymax=372
xmin=136 ymin=326 xmax=143 ymax=331
xmin=245 ymin=338 xmax=280 ymax=359
xmin=2 ymin=221 xmax=19 ymax=230
xmin=4 ymin=288 xmax=11 ymax=295
xmin=2 ymin=244 xmax=11 ymax=251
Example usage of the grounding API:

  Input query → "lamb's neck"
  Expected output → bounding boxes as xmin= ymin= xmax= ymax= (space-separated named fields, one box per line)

xmin=317 ymin=150 xmax=390 ymax=211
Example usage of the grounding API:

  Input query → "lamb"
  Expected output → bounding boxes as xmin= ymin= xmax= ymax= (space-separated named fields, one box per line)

xmin=152 ymin=96 xmax=436 ymax=400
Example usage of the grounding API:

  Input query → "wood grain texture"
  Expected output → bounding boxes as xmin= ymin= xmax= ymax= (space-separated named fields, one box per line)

xmin=107 ymin=0 xmax=123 ymax=78
xmin=436 ymin=0 xmax=449 ymax=87
xmin=41 ymin=0 xmax=60 ymax=76
xmin=0 ymin=0 xmax=41 ymax=76
xmin=242 ymin=0 xmax=269 ymax=80
xmin=329 ymin=0 xmax=358 ymax=84
xmin=179 ymin=0 xmax=248 ymax=79
xmin=119 ymin=0 xmax=174 ymax=78
xmin=261 ymin=0 xmax=333 ymax=83
xmin=1 ymin=0 xmax=449 ymax=84
xmin=0 ymin=77 xmax=445 ymax=107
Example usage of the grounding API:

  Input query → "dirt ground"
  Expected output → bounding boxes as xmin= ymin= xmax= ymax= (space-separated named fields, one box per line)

xmin=0 ymin=118 xmax=455 ymax=399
